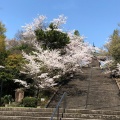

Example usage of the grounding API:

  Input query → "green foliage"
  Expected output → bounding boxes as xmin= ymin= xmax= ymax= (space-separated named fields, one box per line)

xmin=0 ymin=52 xmax=8 ymax=66
xmin=35 ymin=23 xmax=70 ymax=49
xmin=6 ymin=102 xmax=24 ymax=107
xmin=74 ymin=30 xmax=80 ymax=36
xmin=9 ymin=42 xmax=35 ymax=54
xmin=23 ymin=97 xmax=37 ymax=107
xmin=16 ymin=43 xmax=34 ymax=53
xmin=5 ymin=54 xmax=23 ymax=70
xmin=4 ymin=54 xmax=25 ymax=89
xmin=46 ymin=30 xmax=69 ymax=49
xmin=0 ymin=35 xmax=5 ymax=52
xmin=109 ymin=29 xmax=120 ymax=63
xmin=3 ymin=95 xmax=12 ymax=104
xmin=0 ymin=36 xmax=8 ymax=65
xmin=0 ymin=21 xmax=6 ymax=37
xmin=0 ymin=67 xmax=21 ymax=97
xmin=0 ymin=69 xmax=13 ymax=82
xmin=0 ymin=23 xmax=9 ymax=65
xmin=49 ymin=23 xmax=58 ymax=30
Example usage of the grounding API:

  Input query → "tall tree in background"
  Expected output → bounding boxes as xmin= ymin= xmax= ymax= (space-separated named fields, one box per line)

xmin=107 ymin=29 xmax=120 ymax=63
xmin=14 ymin=30 xmax=24 ymax=41
xmin=0 ymin=21 xmax=6 ymax=38
xmin=102 ymin=29 xmax=120 ymax=73
xmin=0 ymin=21 xmax=6 ymax=52
xmin=74 ymin=30 xmax=80 ymax=36
xmin=0 ymin=21 xmax=7 ymax=65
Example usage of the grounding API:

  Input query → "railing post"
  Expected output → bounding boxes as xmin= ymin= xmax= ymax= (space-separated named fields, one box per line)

xmin=57 ymin=106 xmax=59 ymax=120
xmin=50 ymin=92 xmax=67 ymax=120
xmin=63 ymin=93 xmax=66 ymax=113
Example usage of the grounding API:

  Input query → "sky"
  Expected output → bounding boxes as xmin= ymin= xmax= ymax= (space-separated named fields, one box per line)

xmin=0 ymin=0 xmax=120 ymax=48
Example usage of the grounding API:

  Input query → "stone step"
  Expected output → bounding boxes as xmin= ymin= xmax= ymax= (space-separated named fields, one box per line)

xmin=0 ymin=111 xmax=54 ymax=117
xmin=65 ymin=109 xmax=120 ymax=115
xmin=63 ymin=113 xmax=120 ymax=120
xmin=0 ymin=116 xmax=51 ymax=120
xmin=61 ymin=118 xmax=105 ymax=120
xmin=0 ymin=107 xmax=54 ymax=112
xmin=0 ymin=116 xmax=104 ymax=120
xmin=1 ymin=108 xmax=120 ymax=115
xmin=0 ymin=108 xmax=120 ymax=120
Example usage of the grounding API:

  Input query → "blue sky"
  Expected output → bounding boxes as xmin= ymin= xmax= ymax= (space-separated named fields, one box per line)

xmin=0 ymin=0 xmax=120 ymax=47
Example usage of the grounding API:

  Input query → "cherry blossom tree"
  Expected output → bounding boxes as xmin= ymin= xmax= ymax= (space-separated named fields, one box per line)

xmin=21 ymin=15 xmax=97 ymax=94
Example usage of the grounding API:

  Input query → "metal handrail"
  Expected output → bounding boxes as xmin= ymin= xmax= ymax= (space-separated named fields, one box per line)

xmin=50 ymin=92 xmax=67 ymax=120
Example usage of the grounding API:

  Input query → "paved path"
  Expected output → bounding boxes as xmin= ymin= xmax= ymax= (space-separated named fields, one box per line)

xmin=66 ymin=67 xmax=120 ymax=110
xmin=49 ymin=67 xmax=120 ymax=110
xmin=86 ymin=67 xmax=120 ymax=110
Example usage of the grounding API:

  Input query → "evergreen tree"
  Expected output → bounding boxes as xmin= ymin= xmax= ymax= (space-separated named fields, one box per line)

xmin=74 ymin=30 xmax=80 ymax=36
xmin=35 ymin=23 xmax=70 ymax=49
xmin=109 ymin=30 xmax=120 ymax=63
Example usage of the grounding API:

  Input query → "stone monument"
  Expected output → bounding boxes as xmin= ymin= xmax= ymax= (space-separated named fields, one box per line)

xmin=15 ymin=88 xmax=24 ymax=102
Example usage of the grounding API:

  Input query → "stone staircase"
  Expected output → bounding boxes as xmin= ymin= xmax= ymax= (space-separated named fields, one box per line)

xmin=0 ymin=107 xmax=120 ymax=120
xmin=1 ymin=59 xmax=119 ymax=120
xmin=48 ymin=66 xmax=120 ymax=110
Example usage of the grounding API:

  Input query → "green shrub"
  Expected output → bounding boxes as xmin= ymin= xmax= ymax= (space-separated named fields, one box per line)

xmin=7 ymin=102 xmax=24 ymax=107
xmin=3 ymin=95 xmax=12 ymax=104
xmin=23 ymin=97 xmax=37 ymax=107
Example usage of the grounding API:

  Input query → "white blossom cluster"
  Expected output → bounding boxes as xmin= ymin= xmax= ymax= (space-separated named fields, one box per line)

xmin=117 ymin=63 xmax=120 ymax=75
xmin=22 ymin=44 xmax=63 ymax=88
xmin=52 ymin=15 xmax=67 ymax=27
xmin=0 ymin=65 xmax=5 ymax=68
xmin=21 ymin=15 xmax=46 ymax=41
xmin=13 ymin=79 xmax=28 ymax=87
xmin=64 ymin=35 xmax=93 ymax=68
xmin=33 ymin=42 xmax=64 ymax=69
